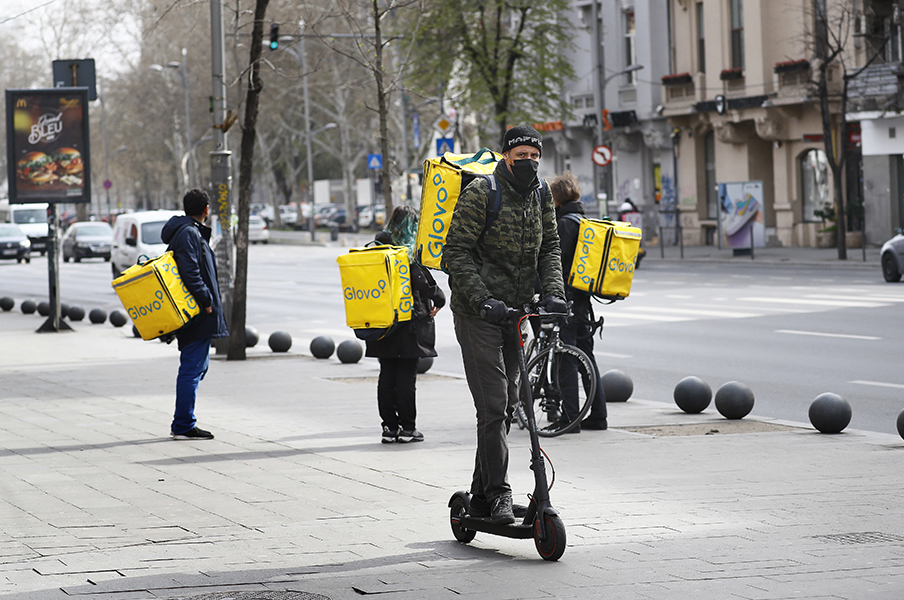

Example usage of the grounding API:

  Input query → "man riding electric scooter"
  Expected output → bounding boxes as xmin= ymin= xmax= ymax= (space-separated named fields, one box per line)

xmin=442 ymin=123 xmax=566 ymax=525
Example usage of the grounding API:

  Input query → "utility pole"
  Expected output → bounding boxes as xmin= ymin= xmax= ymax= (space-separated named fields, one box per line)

xmin=210 ymin=0 xmax=233 ymax=355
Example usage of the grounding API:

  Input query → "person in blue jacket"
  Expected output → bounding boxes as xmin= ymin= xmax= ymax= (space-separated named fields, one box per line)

xmin=160 ymin=189 xmax=229 ymax=440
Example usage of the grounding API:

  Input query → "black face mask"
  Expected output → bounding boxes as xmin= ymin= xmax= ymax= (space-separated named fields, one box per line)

xmin=510 ymin=159 xmax=539 ymax=189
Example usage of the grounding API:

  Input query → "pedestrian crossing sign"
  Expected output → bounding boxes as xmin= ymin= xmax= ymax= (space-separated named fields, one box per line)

xmin=367 ymin=153 xmax=382 ymax=170
xmin=436 ymin=137 xmax=454 ymax=155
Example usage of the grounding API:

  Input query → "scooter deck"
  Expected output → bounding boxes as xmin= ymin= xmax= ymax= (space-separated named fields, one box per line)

xmin=456 ymin=515 xmax=534 ymax=539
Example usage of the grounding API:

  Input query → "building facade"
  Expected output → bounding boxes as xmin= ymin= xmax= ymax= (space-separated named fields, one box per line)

xmin=539 ymin=0 xmax=675 ymax=239
xmin=847 ymin=1 xmax=904 ymax=246
xmin=663 ymin=0 xmax=852 ymax=248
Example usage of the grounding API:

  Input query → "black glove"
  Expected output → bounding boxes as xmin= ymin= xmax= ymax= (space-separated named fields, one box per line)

xmin=479 ymin=298 xmax=508 ymax=323
xmin=432 ymin=287 xmax=446 ymax=310
xmin=539 ymin=295 xmax=567 ymax=315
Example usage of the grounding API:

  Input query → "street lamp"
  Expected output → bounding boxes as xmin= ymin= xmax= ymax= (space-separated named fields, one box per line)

xmin=149 ymin=47 xmax=194 ymax=188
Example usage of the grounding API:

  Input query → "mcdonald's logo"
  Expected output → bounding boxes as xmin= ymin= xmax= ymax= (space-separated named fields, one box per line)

xmin=16 ymin=99 xmax=26 ymax=108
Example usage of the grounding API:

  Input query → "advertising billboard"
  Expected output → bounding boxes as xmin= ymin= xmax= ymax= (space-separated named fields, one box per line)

xmin=718 ymin=180 xmax=765 ymax=249
xmin=6 ymin=88 xmax=91 ymax=204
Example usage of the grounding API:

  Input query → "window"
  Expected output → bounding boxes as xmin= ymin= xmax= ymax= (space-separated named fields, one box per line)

xmin=730 ymin=0 xmax=744 ymax=70
xmin=625 ymin=9 xmax=637 ymax=84
xmin=697 ymin=2 xmax=706 ymax=73
xmin=801 ymin=149 xmax=830 ymax=222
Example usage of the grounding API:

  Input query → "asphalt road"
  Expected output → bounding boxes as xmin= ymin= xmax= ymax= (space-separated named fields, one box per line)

xmin=3 ymin=244 xmax=902 ymax=435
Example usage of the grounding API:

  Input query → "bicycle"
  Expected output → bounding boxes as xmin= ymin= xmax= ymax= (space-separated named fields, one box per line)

xmin=514 ymin=304 xmax=598 ymax=436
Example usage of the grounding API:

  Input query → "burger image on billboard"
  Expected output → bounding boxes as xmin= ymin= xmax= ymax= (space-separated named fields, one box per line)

xmin=54 ymin=147 xmax=83 ymax=176
xmin=16 ymin=151 xmax=58 ymax=186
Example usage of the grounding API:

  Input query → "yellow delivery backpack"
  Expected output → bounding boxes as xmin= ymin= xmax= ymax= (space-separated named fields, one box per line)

xmin=566 ymin=217 xmax=642 ymax=301
xmin=414 ymin=148 xmax=502 ymax=269
xmin=337 ymin=245 xmax=413 ymax=339
xmin=111 ymin=251 xmax=201 ymax=340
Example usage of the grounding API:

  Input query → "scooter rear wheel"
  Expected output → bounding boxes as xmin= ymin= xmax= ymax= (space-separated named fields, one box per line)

xmin=534 ymin=514 xmax=566 ymax=561
xmin=450 ymin=496 xmax=476 ymax=543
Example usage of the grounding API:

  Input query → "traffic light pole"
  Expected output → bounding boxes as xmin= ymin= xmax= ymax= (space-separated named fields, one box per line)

xmin=210 ymin=0 xmax=233 ymax=355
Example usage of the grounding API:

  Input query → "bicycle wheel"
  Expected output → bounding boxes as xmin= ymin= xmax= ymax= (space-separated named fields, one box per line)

xmin=525 ymin=344 xmax=596 ymax=437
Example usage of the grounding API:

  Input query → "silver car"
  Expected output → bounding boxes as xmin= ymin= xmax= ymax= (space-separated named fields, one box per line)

xmin=880 ymin=229 xmax=904 ymax=282
xmin=62 ymin=221 xmax=113 ymax=262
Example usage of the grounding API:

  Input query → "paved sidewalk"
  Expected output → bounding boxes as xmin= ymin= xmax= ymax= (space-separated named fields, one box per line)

xmin=1 ymin=297 xmax=903 ymax=600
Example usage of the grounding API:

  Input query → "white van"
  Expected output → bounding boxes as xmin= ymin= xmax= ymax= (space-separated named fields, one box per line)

xmin=110 ymin=210 xmax=182 ymax=278
xmin=0 ymin=200 xmax=49 ymax=255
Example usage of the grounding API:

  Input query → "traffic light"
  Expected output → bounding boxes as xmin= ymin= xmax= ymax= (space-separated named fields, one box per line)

xmin=269 ymin=23 xmax=279 ymax=50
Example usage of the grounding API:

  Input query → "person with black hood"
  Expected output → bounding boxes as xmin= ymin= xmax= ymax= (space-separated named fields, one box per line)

xmin=443 ymin=123 xmax=566 ymax=525
xmin=160 ymin=188 xmax=228 ymax=440
xmin=366 ymin=205 xmax=445 ymax=444
xmin=550 ymin=171 xmax=607 ymax=431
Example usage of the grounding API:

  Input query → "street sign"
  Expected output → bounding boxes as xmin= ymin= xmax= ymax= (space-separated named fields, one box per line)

xmin=436 ymin=137 xmax=454 ymax=155
xmin=434 ymin=115 xmax=454 ymax=134
xmin=367 ymin=153 xmax=382 ymax=170
xmin=103 ymin=179 xmax=112 ymax=190
xmin=592 ymin=144 xmax=612 ymax=167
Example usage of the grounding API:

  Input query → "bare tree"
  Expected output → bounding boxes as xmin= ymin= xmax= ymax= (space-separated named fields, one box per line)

xmin=227 ymin=0 xmax=271 ymax=360
xmin=307 ymin=0 xmax=424 ymax=214
xmin=809 ymin=0 xmax=888 ymax=259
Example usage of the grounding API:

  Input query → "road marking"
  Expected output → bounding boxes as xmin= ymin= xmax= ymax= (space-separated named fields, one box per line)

xmin=775 ymin=329 xmax=880 ymax=340
xmin=596 ymin=351 xmax=633 ymax=359
xmin=741 ymin=297 xmax=885 ymax=308
xmin=621 ymin=306 xmax=759 ymax=319
xmin=804 ymin=293 xmax=904 ymax=303
xmin=850 ymin=380 xmax=904 ymax=390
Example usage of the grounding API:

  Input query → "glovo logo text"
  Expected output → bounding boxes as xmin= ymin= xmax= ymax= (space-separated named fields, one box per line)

xmin=575 ymin=226 xmax=596 ymax=287
xmin=426 ymin=171 xmax=450 ymax=258
xmin=173 ymin=265 xmax=198 ymax=311
xmin=345 ymin=279 xmax=387 ymax=301
xmin=128 ymin=290 xmax=166 ymax=321
xmin=607 ymin=256 xmax=634 ymax=275
xmin=395 ymin=258 xmax=412 ymax=314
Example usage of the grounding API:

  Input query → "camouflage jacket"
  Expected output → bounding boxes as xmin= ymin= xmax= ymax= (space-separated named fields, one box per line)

xmin=442 ymin=162 xmax=565 ymax=317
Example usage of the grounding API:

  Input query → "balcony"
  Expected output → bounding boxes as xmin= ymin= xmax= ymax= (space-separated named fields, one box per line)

xmin=662 ymin=72 xmax=698 ymax=109
xmin=847 ymin=62 xmax=904 ymax=113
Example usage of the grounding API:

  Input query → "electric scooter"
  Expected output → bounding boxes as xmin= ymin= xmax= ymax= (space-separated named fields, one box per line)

xmin=448 ymin=305 xmax=567 ymax=561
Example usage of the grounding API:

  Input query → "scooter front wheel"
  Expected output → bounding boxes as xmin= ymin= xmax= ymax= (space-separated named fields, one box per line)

xmin=534 ymin=514 xmax=566 ymax=561
xmin=450 ymin=495 xmax=476 ymax=543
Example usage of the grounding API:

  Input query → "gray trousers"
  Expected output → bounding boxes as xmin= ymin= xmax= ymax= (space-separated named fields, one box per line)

xmin=454 ymin=313 xmax=523 ymax=502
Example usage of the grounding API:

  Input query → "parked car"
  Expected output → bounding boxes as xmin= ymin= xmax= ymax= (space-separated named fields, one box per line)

xmin=0 ymin=223 xmax=30 ymax=263
xmin=880 ymin=229 xmax=904 ymax=282
xmin=110 ymin=210 xmax=182 ymax=278
xmin=357 ymin=204 xmax=386 ymax=230
xmin=248 ymin=215 xmax=269 ymax=244
xmin=62 ymin=221 xmax=113 ymax=262
xmin=314 ymin=204 xmax=344 ymax=228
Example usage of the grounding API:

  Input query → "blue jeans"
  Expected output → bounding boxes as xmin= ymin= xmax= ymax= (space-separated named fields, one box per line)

xmin=172 ymin=338 xmax=210 ymax=434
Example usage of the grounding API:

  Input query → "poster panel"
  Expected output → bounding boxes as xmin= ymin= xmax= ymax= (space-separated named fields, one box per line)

xmin=6 ymin=88 xmax=91 ymax=204
xmin=718 ymin=180 xmax=765 ymax=248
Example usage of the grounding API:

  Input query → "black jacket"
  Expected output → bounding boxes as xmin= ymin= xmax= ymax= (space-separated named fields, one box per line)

xmin=555 ymin=200 xmax=588 ymax=301
xmin=161 ymin=215 xmax=229 ymax=349
xmin=365 ymin=237 xmax=445 ymax=359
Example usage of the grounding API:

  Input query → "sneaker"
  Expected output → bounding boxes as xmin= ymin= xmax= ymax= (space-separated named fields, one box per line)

xmin=582 ymin=418 xmax=608 ymax=430
xmin=490 ymin=492 xmax=515 ymax=525
xmin=470 ymin=495 xmax=528 ymax=519
xmin=397 ymin=429 xmax=424 ymax=443
xmin=381 ymin=426 xmax=399 ymax=444
xmin=171 ymin=427 xmax=214 ymax=440
xmin=468 ymin=495 xmax=491 ymax=518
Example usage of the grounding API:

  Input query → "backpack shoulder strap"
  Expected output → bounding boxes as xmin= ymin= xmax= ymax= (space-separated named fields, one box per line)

xmin=479 ymin=174 xmax=503 ymax=238
xmin=562 ymin=213 xmax=583 ymax=225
